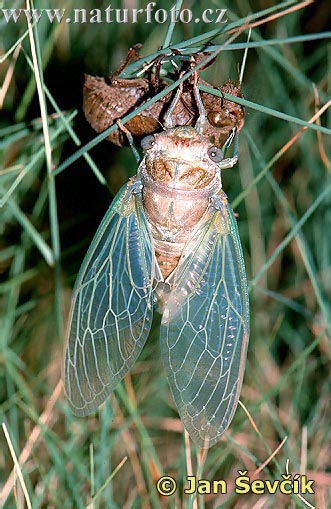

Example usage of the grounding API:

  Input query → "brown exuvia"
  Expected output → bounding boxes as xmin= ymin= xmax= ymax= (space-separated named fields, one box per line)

xmin=83 ymin=45 xmax=244 ymax=147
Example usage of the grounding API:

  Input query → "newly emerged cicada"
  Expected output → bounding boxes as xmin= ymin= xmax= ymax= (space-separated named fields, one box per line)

xmin=63 ymin=114 xmax=249 ymax=448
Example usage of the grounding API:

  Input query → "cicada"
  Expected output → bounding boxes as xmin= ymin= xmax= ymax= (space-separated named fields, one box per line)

xmin=63 ymin=124 xmax=249 ymax=448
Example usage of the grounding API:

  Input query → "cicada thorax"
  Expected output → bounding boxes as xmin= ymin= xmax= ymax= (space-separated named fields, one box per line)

xmin=138 ymin=126 xmax=222 ymax=280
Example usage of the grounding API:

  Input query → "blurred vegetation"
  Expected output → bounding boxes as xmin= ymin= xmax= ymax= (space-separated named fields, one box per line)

xmin=0 ymin=0 xmax=330 ymax=508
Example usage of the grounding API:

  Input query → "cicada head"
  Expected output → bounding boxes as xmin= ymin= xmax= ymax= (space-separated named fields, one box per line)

xmin=139 ymin=126 xmax=224 ymax=192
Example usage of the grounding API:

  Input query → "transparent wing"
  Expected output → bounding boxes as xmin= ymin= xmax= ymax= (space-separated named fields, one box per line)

xmin=160 ymin=201 xmax=249 ymax=448
xmin=63 ymin=182 xmax=154 ymax=416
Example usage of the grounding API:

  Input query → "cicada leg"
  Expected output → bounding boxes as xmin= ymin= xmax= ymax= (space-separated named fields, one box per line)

xmin=193 ymin=71 xmax=207 ymax=134
xmin=117 ymin=120 xmax=140 ymax=163
xmin=219 ymin=127 xmax=239 ymax=169
xmin=164 ymin=74 xmax=184 ymax=128
xmin=111 ymin=43 xmax=142 ymax=80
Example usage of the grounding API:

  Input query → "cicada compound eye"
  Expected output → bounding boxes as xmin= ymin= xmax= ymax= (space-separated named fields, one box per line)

xmin=207 ymin=146 xmax=223 ymax=163
xmin=141 ymin=134 xmax=155 ymax=152
xmin=207 ymin=112 xmax=230 ymax=127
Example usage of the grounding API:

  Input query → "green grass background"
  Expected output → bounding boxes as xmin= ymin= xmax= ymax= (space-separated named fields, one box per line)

xmin=0 ymin=0 xmax=330 ymax=508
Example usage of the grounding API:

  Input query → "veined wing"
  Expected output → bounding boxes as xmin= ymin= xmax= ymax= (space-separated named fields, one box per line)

xmin=63 ymin=182 xmax=154 ymax=416
xmin=160 ymin=201 xmax=249 ymax=448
